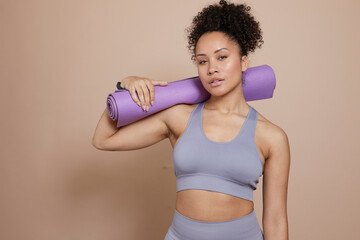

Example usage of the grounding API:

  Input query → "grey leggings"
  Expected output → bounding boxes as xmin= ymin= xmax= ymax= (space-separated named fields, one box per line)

xmin=164 ymin=208 xmax=264 ymax=240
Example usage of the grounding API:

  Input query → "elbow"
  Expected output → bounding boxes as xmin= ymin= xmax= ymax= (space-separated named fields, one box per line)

xmin=92 ymin=138 xmax=104 ymax=150
xmin=92 ymin=141 xmax=101 ymax=150
xmin=92 ymin=138 xmax=116 ymax=151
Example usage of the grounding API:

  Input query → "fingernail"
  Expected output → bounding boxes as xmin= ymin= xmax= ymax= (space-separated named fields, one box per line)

xmin=142 ymin=105 xmax=145 ymax=111
xmin=151 ymin=101 xmax=154 ymax=106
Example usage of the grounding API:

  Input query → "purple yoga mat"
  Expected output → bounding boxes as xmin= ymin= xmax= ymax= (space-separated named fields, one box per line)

xmin=107 ymin=64 xmax=276 ymax=128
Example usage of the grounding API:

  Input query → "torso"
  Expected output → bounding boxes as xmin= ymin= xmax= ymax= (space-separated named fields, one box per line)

xmin=165 ymin=102 xmax=277 ymax=222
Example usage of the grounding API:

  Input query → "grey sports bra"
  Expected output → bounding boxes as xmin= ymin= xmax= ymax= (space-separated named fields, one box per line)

xmin=173 ymin=101 xmax=263 ymax=201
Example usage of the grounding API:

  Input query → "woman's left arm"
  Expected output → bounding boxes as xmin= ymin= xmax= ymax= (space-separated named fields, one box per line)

xmin=262 ymin=127 xmax=291 ymax=240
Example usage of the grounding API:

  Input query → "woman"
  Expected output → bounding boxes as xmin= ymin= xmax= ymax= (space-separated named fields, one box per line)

xmin=92 ymin=0 xmax=290 ymax=239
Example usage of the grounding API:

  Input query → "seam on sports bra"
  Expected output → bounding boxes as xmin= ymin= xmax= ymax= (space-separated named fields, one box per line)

xmin=252 ymin=111 xmax=264 ymax=175
xmin=253 ymin=144 xmax=264 ymax=175
xmin=173 ymin=103 xmax=202 ymax=150
xmin=177 ymin=173 xmax=248 ymax=187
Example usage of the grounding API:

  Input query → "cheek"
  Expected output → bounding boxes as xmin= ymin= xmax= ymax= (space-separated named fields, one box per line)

xmin=197 ymin=67 xmax=209 ymax=87
xmin=224 ymin=59 xmax=242 ymax=75
xmin=197 ymin=65 xmax=207 ymax=76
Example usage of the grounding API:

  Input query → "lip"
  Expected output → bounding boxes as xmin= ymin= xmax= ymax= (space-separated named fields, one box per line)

xmin=209 ymin=78 xmax=224 ymax=84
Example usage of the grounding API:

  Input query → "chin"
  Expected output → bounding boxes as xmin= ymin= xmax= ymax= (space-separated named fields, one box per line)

xmin=205 ymin=87 xmax=227 ymax=97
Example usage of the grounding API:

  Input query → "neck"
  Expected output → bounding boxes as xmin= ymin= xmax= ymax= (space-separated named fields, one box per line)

xmin=204 ymin=82 xmax=249 ymax=115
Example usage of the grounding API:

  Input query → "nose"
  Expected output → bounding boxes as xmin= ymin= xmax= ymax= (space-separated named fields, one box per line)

xmin=207 ymin=60 xmax=218 ymax=75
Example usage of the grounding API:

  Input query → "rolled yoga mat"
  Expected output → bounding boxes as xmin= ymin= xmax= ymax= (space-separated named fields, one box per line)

xmin=107 ymin=64 xmax=276 ymax=128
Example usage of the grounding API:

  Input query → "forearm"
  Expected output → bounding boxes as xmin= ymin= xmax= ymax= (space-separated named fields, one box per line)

xmin=92 ymin=108 xmax=119 ymax=147
xmin=263 ymin=220 xmax=289 ymax=240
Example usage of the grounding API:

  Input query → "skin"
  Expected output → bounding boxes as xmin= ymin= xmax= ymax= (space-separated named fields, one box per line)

xmin=174 ymin=32 xmax=258 ymax=221
xmin=92 ymin=31 xmax=290 ymax=239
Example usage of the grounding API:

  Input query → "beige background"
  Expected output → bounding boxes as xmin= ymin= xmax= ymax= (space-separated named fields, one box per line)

xmin=1 ymin=0 xmax=359 ymax=239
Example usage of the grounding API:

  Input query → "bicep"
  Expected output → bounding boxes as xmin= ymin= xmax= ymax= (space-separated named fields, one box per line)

xmin=262 ymin=128 xmax=291 ymax=223
xmin=99 ymin=110 xmax=170 ymax=151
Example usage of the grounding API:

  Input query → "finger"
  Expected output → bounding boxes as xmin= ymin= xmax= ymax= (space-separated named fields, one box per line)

xmin=136 ymin=85 xmax=147 ymax=111
xmin=144 ymin=80 xmax=155 ymax=106
xmin=128 ymin=86 xmax=141 ymax=106
xmin=151 ymin=80 xmax=168 ymax=86
xmin=139 ymin=82 xmax=150 ymax=110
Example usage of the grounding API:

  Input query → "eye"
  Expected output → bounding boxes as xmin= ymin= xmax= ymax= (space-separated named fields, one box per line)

xmin=219 ymin=55 xmax=227 ymax=60
xmin=198 ymin=60 xmax=207 ymax=65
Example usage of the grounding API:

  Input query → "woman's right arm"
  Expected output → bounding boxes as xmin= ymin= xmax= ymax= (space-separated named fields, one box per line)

xmin=91 ymin=76 xmax=169 ymax=151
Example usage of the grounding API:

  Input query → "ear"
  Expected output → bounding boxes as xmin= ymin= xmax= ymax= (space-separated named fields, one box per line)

xmin=240 ymin=55 xmax=249 ymax=72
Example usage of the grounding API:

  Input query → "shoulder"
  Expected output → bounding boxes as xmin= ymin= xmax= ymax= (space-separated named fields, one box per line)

xmin=159 ymin=103 xmax=197 ymax=123
xmin=255 ymin=109 xmax=290 ymax=160
xmin=157 ymin=103 xmax=197 ymax=136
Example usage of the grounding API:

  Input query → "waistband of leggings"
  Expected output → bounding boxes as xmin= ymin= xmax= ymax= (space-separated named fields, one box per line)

xmin=174 ymin=208 xmax=256 ymax=225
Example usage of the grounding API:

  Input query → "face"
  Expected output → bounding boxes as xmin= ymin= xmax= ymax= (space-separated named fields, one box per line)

xmin=195 ymin=31 xmax=248 ymax=96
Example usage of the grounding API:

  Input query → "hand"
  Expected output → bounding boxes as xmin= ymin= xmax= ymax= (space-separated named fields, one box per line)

xmin=120 ymin=76 xmax=168 ymax=111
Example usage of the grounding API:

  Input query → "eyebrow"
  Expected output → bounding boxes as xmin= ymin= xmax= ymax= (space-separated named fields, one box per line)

xmin=196 ymin=48 xmax=229 ymax=57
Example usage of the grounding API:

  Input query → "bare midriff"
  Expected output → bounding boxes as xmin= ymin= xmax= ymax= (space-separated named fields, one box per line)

xmin=175 ymin=189 xmax=254 ymax=222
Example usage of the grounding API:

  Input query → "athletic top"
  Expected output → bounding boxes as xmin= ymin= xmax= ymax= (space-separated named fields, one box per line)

xmin=173 ymin=101 xmax=263 ymax=201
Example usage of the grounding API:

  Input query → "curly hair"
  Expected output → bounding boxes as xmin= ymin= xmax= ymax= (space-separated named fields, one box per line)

xmin=186 ymin=0 xmax=264 ymax=62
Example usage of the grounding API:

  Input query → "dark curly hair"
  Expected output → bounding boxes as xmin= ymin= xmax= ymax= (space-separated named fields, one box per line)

xmin=186 ymin=0 xmax=264 ymax=62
